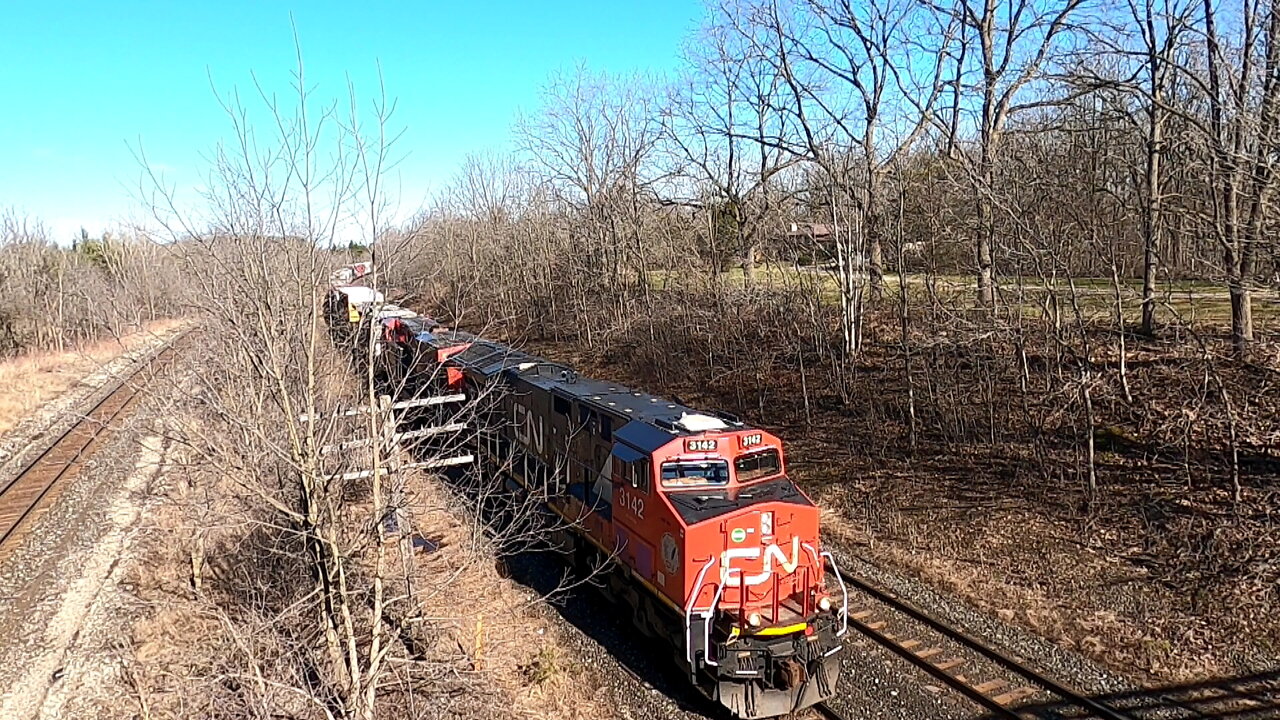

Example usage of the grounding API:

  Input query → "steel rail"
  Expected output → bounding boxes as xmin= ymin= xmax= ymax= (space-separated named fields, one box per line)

xmin=812 ymin=701 xmax=851 ymax=720
xmin=835 ymin=563 xmax=1137 ymax=720
xmin=856 ymin=610 xmax=1025 ymax=718
xmin=0 ymin=341 xmax=178 ymax=550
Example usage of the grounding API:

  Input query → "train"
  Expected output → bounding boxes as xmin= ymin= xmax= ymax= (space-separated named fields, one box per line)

xmin=325 ymin=280 xmax=849 ymax=718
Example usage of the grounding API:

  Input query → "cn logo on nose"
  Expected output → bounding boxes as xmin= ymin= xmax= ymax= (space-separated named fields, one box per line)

xmin=720 ymin=537 xmax=800 ymax=587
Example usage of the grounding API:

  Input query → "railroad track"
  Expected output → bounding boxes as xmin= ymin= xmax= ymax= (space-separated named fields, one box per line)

xmin=832 ymin=563 xmax=1138 ymax=720
xmin=0 ymin=340 xmax=179 ymax=555
xmin=829 ymin=567 xmax=1280 ymax=719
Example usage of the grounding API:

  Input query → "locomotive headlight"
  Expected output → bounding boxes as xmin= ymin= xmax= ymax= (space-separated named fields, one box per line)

xmin=760 ymin=511 xmax=773 ymax=536
xmin=817 ymin=595 xmax=833 ymax=612
xmin=747 ymin=612 xmax=763 ymax=628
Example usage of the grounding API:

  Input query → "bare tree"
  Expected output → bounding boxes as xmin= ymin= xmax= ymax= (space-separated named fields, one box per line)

xmin=1131 ymin=0 xmax=1196 ymax=334
xmin=1190 ymin=0 xmax=1280 ymax=354
xmin=663 ymin=17 xmax=796 ymax=284
xmin=136 ymin=47 xmax=441 ymax=719
xmin=0 ymin=210 xmax=182 ymax=356
xmin=515 ymin=67 xmax=662 ymax=278
xmin=707 ymin=0 xmax=955 ymax=355
xmin=939 ymin=0 xmax=1093 ymax=306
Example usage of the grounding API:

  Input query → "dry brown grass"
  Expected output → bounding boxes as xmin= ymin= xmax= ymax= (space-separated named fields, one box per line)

xmin=0 ymin=319 xmax=185 ymax=436
xmin=96 ymin=367 xmax=612 ymax=720
xmin=399 ymin=470 xmax=613 ymax=719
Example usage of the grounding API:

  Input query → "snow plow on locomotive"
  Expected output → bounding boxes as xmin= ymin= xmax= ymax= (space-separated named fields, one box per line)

xmin=327 ymin=285 xmax=849 ymax=718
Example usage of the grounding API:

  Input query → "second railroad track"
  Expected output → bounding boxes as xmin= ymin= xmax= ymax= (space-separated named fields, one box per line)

xmin=836 ymin=567 xmax=1135 ymax=719
xmin=0 ymin=340 xmax=179 ymax=556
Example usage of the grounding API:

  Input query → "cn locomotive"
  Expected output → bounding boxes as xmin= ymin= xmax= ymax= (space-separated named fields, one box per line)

xmin=327 ymin=284 xmax=849 ymax=718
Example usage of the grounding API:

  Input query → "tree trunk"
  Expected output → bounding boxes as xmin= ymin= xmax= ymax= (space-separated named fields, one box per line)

xmin=868 ymin=236 xmax=884 ymax=300
xmin=1229 ymin=281 xmax=1253 ymax=355
xmin=1140 ymin=237 xmax=1158 ymax=334
xmin=867 ymin=169 xmax=885 ymax=301
xmin=1083 ymin=378 xmax=1097 ymax=505
xmin=976 ymin=119 xmax=996 ymax=308
xmin=1141 ymin=102 xmax=1162 ymax=335
xmin=977 ymin=203 xmax=995 ymax=307
xmin=838 ymin=234 xmax=864 ymax=357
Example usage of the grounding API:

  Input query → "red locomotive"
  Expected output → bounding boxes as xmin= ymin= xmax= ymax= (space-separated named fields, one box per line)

xmin=364 ymin=312 xmax=849 ymax=718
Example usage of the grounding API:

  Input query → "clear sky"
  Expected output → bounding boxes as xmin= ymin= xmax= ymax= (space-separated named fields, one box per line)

xmin=0 ymin=1 xmax=702 ymax=242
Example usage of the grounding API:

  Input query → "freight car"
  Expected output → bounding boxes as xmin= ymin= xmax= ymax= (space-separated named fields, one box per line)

xmin=323 ymin=284 xmax=440 ymax=374
xmin=354 ymin=310 xmax=849 ymax=718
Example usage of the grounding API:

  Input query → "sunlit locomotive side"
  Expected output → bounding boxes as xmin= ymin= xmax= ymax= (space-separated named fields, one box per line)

xmin=371 ymin=322 xmax=849 ymax=718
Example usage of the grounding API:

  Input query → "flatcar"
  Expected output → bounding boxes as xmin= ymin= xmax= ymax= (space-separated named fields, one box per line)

xmin=362 ymin=312 xmax=849 ymax=718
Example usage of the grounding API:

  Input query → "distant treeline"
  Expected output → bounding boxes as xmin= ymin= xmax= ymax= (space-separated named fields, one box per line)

xmin=0 ymin=212 xmax=184 ymax=357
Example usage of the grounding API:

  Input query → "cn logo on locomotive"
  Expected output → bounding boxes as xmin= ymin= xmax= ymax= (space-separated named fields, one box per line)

xmin=513 ymin=403 xmax=545 ymax=454
xmin=661 ymin=533 xmax=679 ymax=574
xmin=719 ymin=536 xmax=802 ymax=587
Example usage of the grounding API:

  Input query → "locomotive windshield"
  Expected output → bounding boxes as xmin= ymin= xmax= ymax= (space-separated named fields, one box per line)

xmin=661 ymin=460 xmax=730 ymax=488
xmin=734 ymin=449 xmax=782 ymax=482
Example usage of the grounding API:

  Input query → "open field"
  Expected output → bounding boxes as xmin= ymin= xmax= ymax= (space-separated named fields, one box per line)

xmin=653 ymin=264 xmax=1280 ymax=332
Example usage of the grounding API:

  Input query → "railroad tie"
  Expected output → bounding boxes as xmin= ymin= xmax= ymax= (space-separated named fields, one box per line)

xmin=899 ymin=639 xmax=921 ymax=650
xmin=914 ymin=647 xmax=943 ymax=660
xmin=851 ymin=609 xmax=875 ymax=620
xmin=1224 ymin=681 xmax=1268 ymax=706
xmin=992 ymin=686 xmax=1039 ymax=706
xmin=973 ymin=679 xmax=1008 ymax=694
xmin=934 ymin=658 xmax=965 ymax=672
xmin=865 ymin=621 xmax=887 ymax=631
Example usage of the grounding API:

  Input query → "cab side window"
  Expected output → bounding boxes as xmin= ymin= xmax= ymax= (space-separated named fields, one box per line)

xmin=628 ymin=459 xmax=651 ymax=494
xmin=553 ymin=396 xmax=570 ymax=416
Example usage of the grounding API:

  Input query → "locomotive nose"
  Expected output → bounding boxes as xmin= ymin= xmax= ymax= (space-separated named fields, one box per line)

xmin=718 ymin=504 xmax=806 ymax=593
xmin=724 ymin=513 xmax=761 ymax=548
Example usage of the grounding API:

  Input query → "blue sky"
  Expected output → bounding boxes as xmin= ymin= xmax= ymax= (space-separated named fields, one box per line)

xmin=1 ymin=1 xmax=702 ymax=242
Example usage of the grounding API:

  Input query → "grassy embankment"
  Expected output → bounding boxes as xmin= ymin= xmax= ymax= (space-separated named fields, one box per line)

xmin=0 ymin=319 xmax=185 ymax=437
